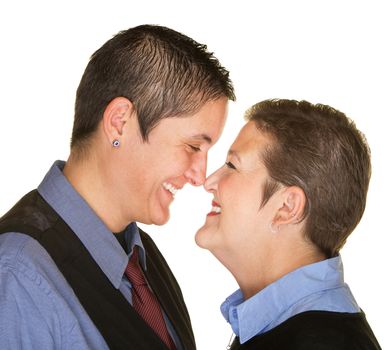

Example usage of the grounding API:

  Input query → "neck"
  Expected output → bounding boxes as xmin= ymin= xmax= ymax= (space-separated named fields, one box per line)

xmin=63 ymin=152 xmax=131 ymax=232
xmin=217 ymin=238 xmax=325 ymax=300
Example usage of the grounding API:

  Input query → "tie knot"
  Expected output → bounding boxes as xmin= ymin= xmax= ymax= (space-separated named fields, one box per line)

xmin=125 ymin=247 xmax=147 ymax=286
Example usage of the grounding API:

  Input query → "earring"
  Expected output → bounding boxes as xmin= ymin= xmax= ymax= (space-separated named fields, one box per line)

xmin=269 ymin=222 xmax=279 ymax=233
xmin=112 ymin=139 xmax=120 ymax=147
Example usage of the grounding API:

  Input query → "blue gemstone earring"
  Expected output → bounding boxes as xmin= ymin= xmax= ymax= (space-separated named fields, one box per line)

xmin=112 ymin=139 xmax=120 ymax=147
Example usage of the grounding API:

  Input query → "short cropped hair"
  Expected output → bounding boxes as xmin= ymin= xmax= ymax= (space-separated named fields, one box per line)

xmin=245 ymin=99 xmax=371 ymax=258
xmin=71 ymin=24 xmax=235 ymax=151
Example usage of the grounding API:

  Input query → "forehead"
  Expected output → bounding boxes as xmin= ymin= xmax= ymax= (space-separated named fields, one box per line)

xmin=228 ymin=122 xmax=274 ymax=173
xmin=232 ymin=121 xmax=270 ymax=152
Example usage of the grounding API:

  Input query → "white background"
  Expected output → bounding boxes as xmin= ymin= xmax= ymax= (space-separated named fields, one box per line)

xmin=0 ymin=1 xmax=386 ymax=349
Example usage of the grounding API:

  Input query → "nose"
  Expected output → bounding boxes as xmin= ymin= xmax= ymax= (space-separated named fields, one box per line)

xmin=184 ymin=152 xmax=207 ymax=186
xmin=203 ymin=168 xmax=220 ymax=193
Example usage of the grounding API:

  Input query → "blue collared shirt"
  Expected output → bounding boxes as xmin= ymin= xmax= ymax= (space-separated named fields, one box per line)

xmin=0 ymin=160 xmax=180 ymax=349
xmin=221 ymin=256 xmax=360 ymax=344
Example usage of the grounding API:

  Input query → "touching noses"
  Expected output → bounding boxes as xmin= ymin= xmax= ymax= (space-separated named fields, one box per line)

xmin=184 ymin=152 xmax=208 ymax=186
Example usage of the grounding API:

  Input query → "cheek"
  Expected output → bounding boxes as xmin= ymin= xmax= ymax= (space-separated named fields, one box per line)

xmin=167 ymin=152 xmax=198 ymax=185
xmin=218 ymin=176 xmax=245 ymax=209
xmin=217 ymin=182 xmax=245 ymax=231
xmin=219 ymin=178 xmax=263 ymax=222
xmin=166 ymin=152 xmax=194 ymax=179
xmin=180 ymin=154 xmax=193 ymax=171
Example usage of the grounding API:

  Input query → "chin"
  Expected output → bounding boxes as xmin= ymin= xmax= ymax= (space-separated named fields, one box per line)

xmin=150 ymin=209 xmax=170 ymax=226
xmin=195 ymin=226 xmax=211 ymax=249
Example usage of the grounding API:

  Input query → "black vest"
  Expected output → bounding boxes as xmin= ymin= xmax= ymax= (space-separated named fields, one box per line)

xmin=230 ymin=310 xmax=381 ymax=350
xmin=0 ymin=190 xmax=196 ymax=350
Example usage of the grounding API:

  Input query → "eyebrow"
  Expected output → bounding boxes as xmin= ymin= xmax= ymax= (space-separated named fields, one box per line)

xmin=191 ymin=134 xmax=212 ymax=144
xmin=228 ymin=149 xmax=241 ymax=163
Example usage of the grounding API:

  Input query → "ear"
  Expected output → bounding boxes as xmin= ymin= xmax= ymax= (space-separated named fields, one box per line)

xmin=272 ymin=186 xmax=306 ymax=228
xmin=102 ymin=97 xmax=135 ymax=144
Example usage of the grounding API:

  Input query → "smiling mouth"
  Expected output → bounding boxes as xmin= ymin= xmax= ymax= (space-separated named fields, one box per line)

xmin=208 ymin=200 xmax=221 ymax=216
xmin=163 ymin=182 xmax=179 ymax=198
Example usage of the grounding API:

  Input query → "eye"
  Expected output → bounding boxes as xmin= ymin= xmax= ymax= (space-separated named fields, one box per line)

xmin=225 ymin=161 xmax=236 ymax=170
xmin=188 ymin=144 xmax=201 ymax=152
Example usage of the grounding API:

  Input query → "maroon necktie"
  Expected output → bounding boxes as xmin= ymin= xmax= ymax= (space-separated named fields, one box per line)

xmin=125 ymin=246 xmax=176 ymax=350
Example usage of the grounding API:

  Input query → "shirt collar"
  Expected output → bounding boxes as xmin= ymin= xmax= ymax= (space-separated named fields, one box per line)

xmin=37 ymin=160 xmax=146 ymax=288
xmin=125 ymin=224 xmax=147 ymax=270
xmin=221 ymin=256 xmax=345 ymax=343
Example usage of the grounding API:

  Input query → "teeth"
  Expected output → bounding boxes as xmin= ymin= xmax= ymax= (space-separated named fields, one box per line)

xmin=163 ymin=182 xmax=178 ymax=197
xmin=211 ymin=206 xmax=221 ymax=213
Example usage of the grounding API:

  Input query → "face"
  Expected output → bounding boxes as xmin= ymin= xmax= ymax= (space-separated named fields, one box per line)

xmin=195 ymin=121 xmax=278 ymax=256
xmin=118 ymin=98 xmax=228 ymax=225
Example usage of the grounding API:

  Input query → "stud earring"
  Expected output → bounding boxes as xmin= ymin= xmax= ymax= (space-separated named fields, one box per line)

xmin=112 ymin=139 xmax=120 ymax=147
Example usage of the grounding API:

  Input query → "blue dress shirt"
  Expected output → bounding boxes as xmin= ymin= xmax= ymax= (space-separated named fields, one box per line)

xmin=0 ymin=160 xmax=181 ymax=349
xmin=221 ymin=256 xmax=360 ymax=344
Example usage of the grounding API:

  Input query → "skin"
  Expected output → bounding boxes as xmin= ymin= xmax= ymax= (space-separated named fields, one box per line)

xmin=64 ymin=96 xmax=228 ymax=232
xmin=195 ymin=121 xmax=324 ymax=299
